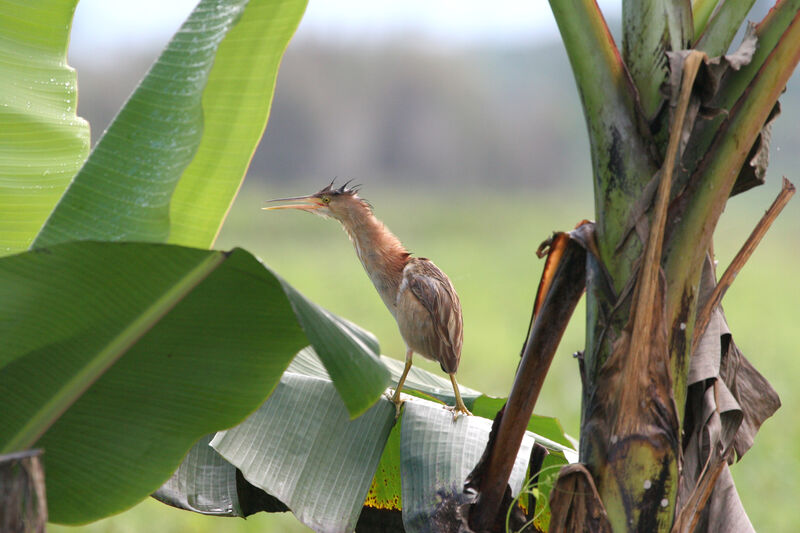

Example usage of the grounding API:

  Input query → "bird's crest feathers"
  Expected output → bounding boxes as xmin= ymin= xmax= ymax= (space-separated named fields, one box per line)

xmin=317 ymin=179 xmax=362 ymax=197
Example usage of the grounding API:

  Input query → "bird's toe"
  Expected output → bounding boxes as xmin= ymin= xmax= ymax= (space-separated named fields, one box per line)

xmin=388 ymin=390 xmax=405 ymax=419
xmin=445 ymin=404 xmax=472 ymax=420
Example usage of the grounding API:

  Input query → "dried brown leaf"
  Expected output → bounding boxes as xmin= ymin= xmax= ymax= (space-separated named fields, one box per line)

xmin=720 ymin=338 xmax=781 ymax=460
xmin=677 ymin=253 xmax=781 ymax=531
xmin=469 ymin=222 xmax=590 ymax=531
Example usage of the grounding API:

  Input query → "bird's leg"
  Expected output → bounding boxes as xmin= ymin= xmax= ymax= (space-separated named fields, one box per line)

xmin=447 ymin=373 xmax=472 ymax=419
xmin=390 ymin=348 xmax=414 ymax=417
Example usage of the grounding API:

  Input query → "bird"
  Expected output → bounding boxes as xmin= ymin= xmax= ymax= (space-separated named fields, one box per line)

xmin=264 ymin=180 xmax=471 ymax=417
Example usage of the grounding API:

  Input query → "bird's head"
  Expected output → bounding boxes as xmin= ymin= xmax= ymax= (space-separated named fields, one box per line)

xmin=263 ymin=180 xmax=367 ymax=221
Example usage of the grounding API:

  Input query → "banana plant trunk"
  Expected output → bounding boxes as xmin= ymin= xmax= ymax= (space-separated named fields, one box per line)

xmin=0 ymin=450 xmax=47 ymax=532
xmin=545 ymin=1 xmax=798 ymax=531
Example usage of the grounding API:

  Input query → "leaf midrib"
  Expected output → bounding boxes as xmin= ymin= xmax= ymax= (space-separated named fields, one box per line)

xmin=2 ymin=250 xmax=226 ymax=453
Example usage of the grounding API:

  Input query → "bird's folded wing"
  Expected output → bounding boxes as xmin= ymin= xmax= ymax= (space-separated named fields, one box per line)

xmin=404 ymin=258 xmax=463 ymax=373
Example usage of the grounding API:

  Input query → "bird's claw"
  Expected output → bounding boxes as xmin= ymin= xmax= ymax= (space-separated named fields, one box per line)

xmin=387 ymin=390 xmax=405 ymax=419
xmin=445 ymin=404 xmax=472 ymax=421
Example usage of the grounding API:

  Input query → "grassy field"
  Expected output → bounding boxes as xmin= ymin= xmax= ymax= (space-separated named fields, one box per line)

xmin=51 ymin=181 xmax=799 ymax=532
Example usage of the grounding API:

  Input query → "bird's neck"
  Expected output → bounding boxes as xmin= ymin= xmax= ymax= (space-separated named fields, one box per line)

xmin=337 ymin=204 xmax=409 ymax=313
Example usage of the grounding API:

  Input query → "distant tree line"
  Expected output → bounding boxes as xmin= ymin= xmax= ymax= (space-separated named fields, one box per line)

xmin=74 ymin=39 xmax=798 ymax=191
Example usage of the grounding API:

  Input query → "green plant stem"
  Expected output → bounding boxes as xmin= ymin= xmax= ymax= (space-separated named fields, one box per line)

xmin=692 ymin=0 xmax=720 ymax=38
xmin=619 ymin=51 xmax=705 ymax=436
xmin=623 ymin=0 xmax=692 ymax=119
xmin=549 ymin=0 xmax=659 ymax=295
xmin=664 ymin=11 xmax=800 ymax=403
xmin=673 ymin=0 xmax=800 ymax=198
xmin=695 ymin=0 xmax=757 ymax=56
xmin=716 ymin=0 xmax=800 ymax=108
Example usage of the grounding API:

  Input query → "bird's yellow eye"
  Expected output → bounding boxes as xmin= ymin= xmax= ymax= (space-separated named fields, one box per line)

xmin=321 ymin=196 xmax=330 ymax=204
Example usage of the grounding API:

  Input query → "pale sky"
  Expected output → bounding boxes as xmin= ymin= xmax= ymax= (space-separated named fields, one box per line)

xmin=69 ymin=0 xmax=623 ymax=57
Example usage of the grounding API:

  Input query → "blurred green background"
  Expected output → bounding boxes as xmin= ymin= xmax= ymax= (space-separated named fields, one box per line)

xmin=51 ymin=184 xmax=800 ymax=533
xmin=52 ymin=1 xmax=798 ymax=531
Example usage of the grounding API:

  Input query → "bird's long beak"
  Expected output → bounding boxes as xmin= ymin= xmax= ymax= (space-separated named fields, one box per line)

xmin=262 ymin=194 xmax=324 ymax=212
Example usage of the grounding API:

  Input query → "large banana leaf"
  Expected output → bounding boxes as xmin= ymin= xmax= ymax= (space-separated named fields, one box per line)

xmin=211 ymin=374 xmax=396 ymax=533
xmin=168 ymin=0 xmax=308 ymax=248
xmin=0 ymin=241 xmax=389 ymax=524
xmin=155 ymin=434 xmax=240 ymax=516
xmin=155 ymin=347 xmax=577 ymax=532
xmin=32 ymin=0 xmax=306 ymax=249
xmin=0 ymin=0 xmax=90 ymax=255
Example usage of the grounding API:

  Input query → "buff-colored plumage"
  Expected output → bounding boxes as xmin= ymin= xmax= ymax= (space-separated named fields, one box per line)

xmin=265 ymin=182 xmax=470 ymax=416
xmin=396 ymin=257 xmax=463 ymax=374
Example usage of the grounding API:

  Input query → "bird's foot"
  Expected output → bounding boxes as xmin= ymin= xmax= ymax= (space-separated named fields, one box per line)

xmin=445 ymin=403 xmax=472 ymax=421
xmin=387 ymin=390 xmax=405 ymax=419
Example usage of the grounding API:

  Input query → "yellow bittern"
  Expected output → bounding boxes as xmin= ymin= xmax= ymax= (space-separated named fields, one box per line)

xmin=265 ymin=181 xmax=471 ymax=416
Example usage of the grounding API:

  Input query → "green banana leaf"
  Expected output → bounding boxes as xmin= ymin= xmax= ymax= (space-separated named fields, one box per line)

xmin=168 ymin=0 xmax=308 ymax=248
xmin=0 ymin=0 xmax=90 ymax=256
xmin=211 ymin=373 xmax=396 ymax=533
xmin=154 ymin=347 xmax=576 ymax=532
xmin=154 ymin=434 xmax=240 ymax=516
xmin=0 ymin=241 xmax=389 ymax=524
xmin=32 ymin=0 xmax=306 ymax=250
